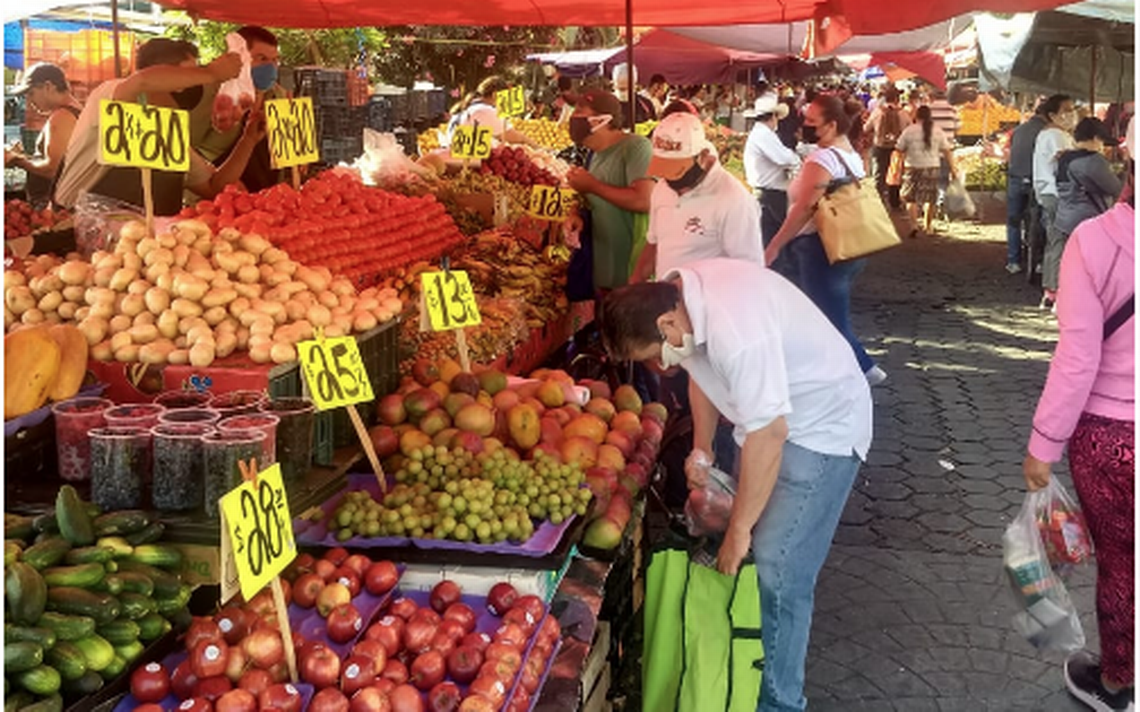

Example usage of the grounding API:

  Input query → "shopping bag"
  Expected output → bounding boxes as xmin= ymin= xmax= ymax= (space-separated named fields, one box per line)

xmin=684 ymin=453 xmax=736 ymax=538
xmin=815 ymin=149 xmax=901 ymax=263
xmin=943 ymin=177 xmax=976 ymax=220
xmin=212 ymin=33 xmax=255 ymax=132
xmin=1002 ymin=489 xmax=1086 ymax=652
xmin=886 ymin=150 xmax=904 ymax=187
xmin=1035 ymin=479 xmax=1093 ymax=569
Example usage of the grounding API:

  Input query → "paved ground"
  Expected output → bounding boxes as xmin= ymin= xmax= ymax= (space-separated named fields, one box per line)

xmin=805 ymin=219 xmax=1097 ymax=711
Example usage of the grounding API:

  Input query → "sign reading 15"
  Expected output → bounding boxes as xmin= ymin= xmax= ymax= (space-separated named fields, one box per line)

xmin=295 ymin=336 xmax=375 ymax=411
xmin=99 ymin=100 xmax=190 ymax=172
xmin=421 ymin=270 xmax=482 ymax=331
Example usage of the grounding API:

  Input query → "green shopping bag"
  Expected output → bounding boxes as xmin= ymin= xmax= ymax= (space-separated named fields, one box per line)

xmin=642 ymin=529 xmax=764 ymax=712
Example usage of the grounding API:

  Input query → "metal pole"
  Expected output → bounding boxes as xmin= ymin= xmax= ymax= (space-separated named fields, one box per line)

xmin=111 ymin=0 xmax=122 ymax=78
xmin=625 ymin=0 xmax=635 ymax=130
xmin=1089 ymin=44 xmax=1097 ymax=110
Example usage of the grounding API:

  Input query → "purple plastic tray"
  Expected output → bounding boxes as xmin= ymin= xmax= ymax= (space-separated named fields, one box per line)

xmin=4 ymin=382 xmax=107 ymax=437
xmin=111 ymin=650 xmax=314 ymax=711
xmin=504 ymin=637 xmax=563 ymax=712
xmin=294 ymin=473 xmax=577 ymax=557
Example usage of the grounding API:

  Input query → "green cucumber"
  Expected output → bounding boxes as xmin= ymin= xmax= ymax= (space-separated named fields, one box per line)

xmin=113 ymin=561 xmax=180 ymax=598
xmin=4 ymin=514 xmax=34 ymax=542
xmin=92 ymin=574 xmax=124 ymax=596
xmin=55 ymin=487 xmax=95 ymax=547
xmin=19 ymin=539 xmax=71 ymax=571
xmin=37 ymin=613 xmax=96 ymax=642
xmin=118 ymin=592 xmax=157 ymax=620
xmin=128 ymin=545 xmax=183 ymax=570
xmin=71 ymin=635 xmax=114 ymax=673
xmin=91 ymin=511 xmax=149 ymax=538
xmin=63 ymin=546 xmax=115 ymax=566
xmin=4 ymin=642 xmax=43 ymax=672
xmin=153 ymin=585 xmax=192 ymax=617
xmin=61 ymin=670 xmax=104 ymax=696
xmin=43 ymin=641 xmax=87 ymax=681
xmin=4 ymin=692 xmax=33 ymax=712
xmin=5 ymin=539 xmax=23 ymax=566
xmin=96 ymin=620 xmax=140 ymax=646
xmin=98 ymin=654 xmax=126 ymax=680
xmin=31 ymin=512 xmax=58 ymax=534
xmin=112 ymin=571 xmax=154 ymax=596
xmin=15 ymin=665 xmax=60 ymax=696
xmin=94 ymin=537 xmax=133 ymax=559
xmin=17 ymin=693 xmax=63 ymax=712
xmin=124 ymin=522 xmax=165 ymax=546
xmin=5 ymin=562 xmax=47 ymax=626
xmin=136 ymin=612 xmax=171 ymax=642
xmin=4 ymin=625 xmax=56 ymax=650
xmin=45 ymin=587 xmax=120 ymax=626
xmin=42 ymin=563 xmax=106 ymax=589
xmin=112 ymin=639 xmax=144 ymax=664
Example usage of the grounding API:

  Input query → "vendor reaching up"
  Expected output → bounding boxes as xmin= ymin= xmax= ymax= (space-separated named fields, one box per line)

xmin=446 ymin=76 xmax=536 ymax=148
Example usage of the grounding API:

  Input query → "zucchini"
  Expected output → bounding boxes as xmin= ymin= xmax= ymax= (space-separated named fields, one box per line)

xmin=61 ymin=670 xmax=103 ymax=696
xmin=5 ymin=539 xmax=23 ymax=566
xmin=4 ymin=514 xmax=34 ymax=542
xmin=55 ymin=487 xmax=94 ymax=547
xmin=43 ymin=641 xmax=87 ymax=681
xmin=124 ymin=521 xmax=165 ymax=546
xmin=92 ymin=574 xmax=124 ymax=596
xmin=71 ymin=635 xmax=114 ymax=673
xmin=94 ymin=537 xmax=133 ymax=559
xmin=5 ymin=562 xmax=47 ymax=626
xmin=17 ymin=693 xmax=63 ymax=712
xmin=37 ymin=613 xmax=96 ymax=642
xmin=4 ymin=642 xmax=43 ymax=673
xmin=42 ymin=563 xmax=105 ymax=589
xmin=91 ymin=511 xmax=149 ymax=538
xmin=113 ymin=639 xmax=144 ymax=664
xmin=31 ymin=512 xmax=58 ymax=534
xmin=96 ymin=620 xmax=139 ymax=646
xmin=15 ymin=665 xmax=60 ymax=696
xmin=99 ymin=654 xmax=127 ymax=680
xmin=136 ymin=613 xmax=171 ymax=642
xmin=19 ymin=539 xmax=71 ymax=571
xmin=114 ymin=561 xmax=180 ymax=599
xmin=63 ymin=546 xmax=115 ymax=566
xmin=4 ymin=625 xmax=56 ymax=650
xmin=118 ymin=592 xmax=157 ymax=620
xmin=45 ymin=587 xmax=120 ymax=626
xmin=128 ymin=545 xmax=182 ymax=570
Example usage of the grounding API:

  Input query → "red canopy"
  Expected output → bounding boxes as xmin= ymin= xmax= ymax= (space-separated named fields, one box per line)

xmin=606 ymin=30 xmax=780 ymax=85
xmin=158 ymin=0 xmax=1073 ymax=35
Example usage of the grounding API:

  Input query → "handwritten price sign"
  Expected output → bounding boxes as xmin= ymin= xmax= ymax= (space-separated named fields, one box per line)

xmin=450 ymin=125 xmax=492 ymax=160
xmin=421 ymin=270 xmax=482 ymax=331
xmin=634 ymin=121 xmax=659 ymax=137
xmin=527 ymin=185 xmax=576 ymax=222
xmin=296 ymin=336 xmax=374 ymax=412
xmin=99 ymin=100 xmax=190 ymax=171
xmin=220 ymin=464 xmax=295 ymax=601
xmin=265 ymin=97 xmax=319 ymax=169
xmin=496 ymin=86 xmax=526 ymax=117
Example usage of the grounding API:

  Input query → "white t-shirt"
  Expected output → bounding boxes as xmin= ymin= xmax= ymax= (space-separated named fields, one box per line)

xmin=664 ymin=259 xmax=873 ymax=459
xmin=462 ymin=103 xmax=506 ymax=137
xmin=743 ymin=121 xmax=801 ymax=191
xmin=647 ymin=162 xmax=762 ymax=278
xmin=794 ymin=146 xmax=865 ymax=236
xmin=895 ymin=124 xmax=952 ymax=169
xmin=1033 ymin=126 xmax=1075 ymax=199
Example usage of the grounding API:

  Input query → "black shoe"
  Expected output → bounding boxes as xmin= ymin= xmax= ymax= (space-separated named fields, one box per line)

xmin=1064 ymin=651 xmax=1135 ymax=711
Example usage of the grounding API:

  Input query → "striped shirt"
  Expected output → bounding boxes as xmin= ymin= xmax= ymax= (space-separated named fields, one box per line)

xmin=927 ymin=99 xmax=959 ymax=142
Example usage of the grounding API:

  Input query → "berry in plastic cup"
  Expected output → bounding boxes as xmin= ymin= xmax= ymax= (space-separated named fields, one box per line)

xmin=158 ymin=408 xmax=222 ymax=426
xmin=202 ymin=430 xmax=267 ymax=518
xmin=52 ymin=397 xmax=113 ymax=482
xmin=208 ymin=390 xmax=267 ymax=419
xmin=153 ymin=390 xmax=212 ymax=410
xmin=151 ymin=422 xmax=214 ymax=511
xmin=104 ymin=403 xmax=165 ymax=430
xmin=89 ymin=426 xmax=151 ymax=510
xmin=260 ymin=398 xmax=315 ymax=481
xmin=218 ymin=413 xmax=279 ymax=467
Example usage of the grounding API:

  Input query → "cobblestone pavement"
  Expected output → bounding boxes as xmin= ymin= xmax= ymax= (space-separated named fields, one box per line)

xmin=805 ymin=221 xmax=1098 ymax=712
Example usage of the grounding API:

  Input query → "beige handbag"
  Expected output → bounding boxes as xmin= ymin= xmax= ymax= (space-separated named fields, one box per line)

xmin=815 ymin=149 xmax=901 ymax=263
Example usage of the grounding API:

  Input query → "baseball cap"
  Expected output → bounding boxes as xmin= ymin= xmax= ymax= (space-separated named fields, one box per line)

xmin=646 ymin=111 xmax=717 ymax=179
xmin=1073 ymin=117 xmax=1117 ymax=145
xmin=576 ymin=89 xmax=624 ymax=129
xmin=10 ymin=63 xmax=68 ymax=95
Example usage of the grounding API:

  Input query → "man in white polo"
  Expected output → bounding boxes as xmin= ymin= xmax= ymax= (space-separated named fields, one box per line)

xmin=630 ymin=111 xmax=762 ymax=283
xmin=744 ymin=92 xmax=801 ymax=269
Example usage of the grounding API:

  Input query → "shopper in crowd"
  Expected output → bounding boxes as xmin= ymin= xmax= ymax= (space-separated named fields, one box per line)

xmin=927 ymin=87 xmax=960 ymax=142
xmin=895 ymin=105 xmax=957 ymax=238
xmin=744 ymin=93 xmax=800 ymax=256
xmin=599 ymin=259 xmax=872 ymax=712
xmin=4 ymin=63 xmax=82 ymax=208
xmin=53 ymin=39 xmax=261 ymax=217
xmin=864 ymin=86 xmax=910 ymax=210
xmin=611 ymin=63 xmax=656 ymax=126
xmin=647 ymin=73 xmax=669 ymax=117
xmin=659 ymin=99 xmax=700 ymax=120
xmin=1033 ymin=94 xmax=1077 ymax=308
xmin=776 ymin=96 xmax=802 ymax=150
xmin=765 ymin=95 xmax=887 ymax=387
xmin=1023 ymin=160 xmax=1133 ymax=712
xmin=1005 ymin=102 xmax=1049 ymax=274
xmin=551 ymin=76 xmax=577 ymax=123
xmin=447 ymin=75 xmax=535 ymax=147
xmin=631 ymin=111 xmax=761 ymax=283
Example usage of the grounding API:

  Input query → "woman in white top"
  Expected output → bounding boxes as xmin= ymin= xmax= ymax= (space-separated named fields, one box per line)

xmin=895 ymin=105 xmax=956 ymax=238
xmin=765 ymin=95 xmax=886 ymax=386
xmin=445 ymin=75 xmax=535 ymax=148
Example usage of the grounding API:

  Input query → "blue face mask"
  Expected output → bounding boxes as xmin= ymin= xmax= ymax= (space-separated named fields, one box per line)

xmin=251 ymin=63 xmax=278 ymax=91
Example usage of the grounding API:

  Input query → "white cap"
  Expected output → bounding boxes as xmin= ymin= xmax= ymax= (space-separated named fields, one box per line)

xmin=646 ymin=112 xmax=717 ymax=178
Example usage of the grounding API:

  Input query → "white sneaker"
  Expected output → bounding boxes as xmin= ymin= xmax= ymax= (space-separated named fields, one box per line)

xmin=865 ymin=366 xmax=888 ymax=387
xmin=1005 ymin=263 xmax=1023 ymax=274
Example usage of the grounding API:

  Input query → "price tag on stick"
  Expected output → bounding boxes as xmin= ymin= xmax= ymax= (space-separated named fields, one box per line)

xmin=450 ymin=125 xmax=493 ymax=160
xmin=495 ymin=86 xmax=526 ymax=117
xmin=421 ymin=269 xmax=482 ymax=372
xmin=265 ymin=97 xmax=320 ymax=169
xmin=527 ymin=185 xmax=576 ymax=222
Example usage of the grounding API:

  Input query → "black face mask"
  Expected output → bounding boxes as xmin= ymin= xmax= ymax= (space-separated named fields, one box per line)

xmin=801 ymin=123 xmax=818 ymax=144
xmin=665 ymin=160 xmax=707 ymax=193
xmin=569 ymin=116 xmax=593 ymax=145
xmin=172 ymin=86 xmax=203 ymax=111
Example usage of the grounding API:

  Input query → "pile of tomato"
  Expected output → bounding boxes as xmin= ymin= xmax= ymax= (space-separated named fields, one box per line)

xmin=4 ymin=199 xmax=68 ymax=240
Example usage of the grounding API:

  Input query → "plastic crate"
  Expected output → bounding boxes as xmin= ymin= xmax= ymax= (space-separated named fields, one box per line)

xmin=388 ymin=93 xmax=412 ymax=127
xmin=407 ymin=91 xmax=430 ymax=123
xmin=426 ymin=89 xmax=449 ymax=120
xmin=367 ymin=97 xmax=392 ymax=133
xmin=294 ymin=68 xmax=349 ymax=107
xmin=23 ymin=28 xmax=135 ymax=103
xmin=316 ymin=106 xmax=367 ymax=140
xmin=319 ymin=137 xmax=363 ymax=166
xmin=347 ymin=72 xmax=370 ymax=107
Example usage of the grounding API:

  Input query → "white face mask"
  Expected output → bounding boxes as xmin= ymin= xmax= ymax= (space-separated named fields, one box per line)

xmin=660 ymin=332 xmax=697 ymax=369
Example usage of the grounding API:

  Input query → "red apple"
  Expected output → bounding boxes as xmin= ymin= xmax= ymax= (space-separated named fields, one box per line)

xmin=194 ymin=675 xmax=233 ymax=701
xmin=343 ymin=554 xmax=373 ymax=578
xmin=520 ymin=655 xmax=544 ymax=694
xmin=426 ymin=681 xmax=461 ymax=712
xmin=389 ymin=597 xmax=418 ymax=620
xmin=177 ymin=699 xmax=213 ymax=712
xmin=351 ymin=686 xmax=393 ymax=712
xmin=247 ymin=591 xmax=275 ymax=617
xmin=325 ymin=547 xmax=350 ymax=566
xmin=214 ymin=606 xmax=251 ymax=645
xmin=381 ymin=659 xmax=408 ymax=685
xmin=186 ymin=617 xmax=224 ymax=651
xmin=409 ymin=650 xmax=446 ymax=691
xmin=429 ymin=581 xmax=461 ymax=614
xmin=538 ymin=614 xmax=560 ymax=644
xmin=445 ymin=646 xmax=483 ymax=684
xmin=318 ymin=582 xmax=353 ymax=618
xmin=130 ymin=661 xmax=171 ymax=703
xmin=441 ymin=603 xmax=476 ymax=634
xmin=436 ymin=618 xmax=467 ymax=643
xmin=333 ymin=567 xmax=362 ymax=598
xmin=215 ymin=688 xmax=257 ymax=712
xmin=268 ymin=660 xmax=290 ymax=683
xmin=314 ymin=558 xmax=338 ymax=582
xmin=506 ymin=687 xmax=531 ymax=712
xmin=351 ymin=639 xmax=389 ymax=675
xmin=241 ymin=627 xmax=285 ymax=669
xmin=311 ymin=687 xmax=350 ymax=712
xmin=259 ymin=683 xmax=304 ymax=712
xmin=374 ymin=678 xmax=396 ymax=696
xmin=457 ymin=696 xmax=496 ymax=712
xmin=237 ymin=668 xmax=273 ymax=697
xmin=502 ymin=608 xmax=535 ymax=637
xmin=301 ymin=645 xmax=342 ymax=689
xmin=171 ymin=659 xmax=200 ymax=699
xmin=365 ymin=561 xmax=400 ymax=596
xmin=403 ymin=617 xmax=437 ymax=655
xmin=492 ymin=623 xmax=527 ymax=648
xmin=484 ymin=643 xmax=521 ymax=670
xmin=224 ymin=645 xmax=248 ymax=682
xmin=468 ymin=676 xmax=507 ymax=707
xmin=486 ymin=583 xmax=518 ymax=616
xmin=341 ymin=655 xmax=377 ymax=696
xmin=459 ymin=632 xmax=491 ymax=653
xmin=367 ymin=616 xmax=404 ymax=657
xmin=511 ymin=595 xmax=545 ymax=624
xmin=388 ymin=684 xmax=424 ymax=712
xmin=294 ymin=573 xmax=326 ymax=609
xmin=328 ymin=603 xmax=365 ymax=644
xmin=428 ymin=631 xmax=456 ymax=658
xmin=190 ymin=640 xmax=230 ymax=679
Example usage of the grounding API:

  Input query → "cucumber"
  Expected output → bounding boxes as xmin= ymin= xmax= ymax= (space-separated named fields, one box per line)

xmin=124 ymin=522 xmax=165 ymax=547
xmin=42 ymin=563 xmax=106 ymax=589
xmin=98 ymin=655 xmax=127 ymax=680
xmin=118 ymin=592 xmax=157 ymax=620
xmin=96 ymin=620 xmax=139 ymax=646
xmin=4 ymin=625 xmax=56 ymax=650
xmin=63 ymin=546 xmax=115 ymax=566
xmin=55 ymin=487 xmax=95 ymax=547
xmin=5 ymin=562 xmax=47 ymax=626
xmin=94 ymin=537 xmax=133 ymax=559
xmin=15 ymin=665 xmax=60 ymax=696
xmin=91 ymin=511 xmax=149 ymax=538
xmin=45 ymin=587 xmax=120 ymax=626
xmin=5 ymin=540 xmax=23 ymax=566
xmin=128 ymin=545 xmax=183 ymax=570
xmin=71 ymin=635 xmax=115 ymax=673
xmin=61 ymin=670 xmax=103 ymax=696
xmin=136 ymin=612 xmax=171 ymax=642
xmin=112 ymin=639 xmax=144 ymax=664
xmin=92 ymin=574 xmax=124 ymax=596
xmin=20 ymin=539 xmax=72 ymax=571
xmin=114 ymin=561 xmax=181 ymax=598
xmin=112 ymin=572 xmax=154 ymax=596
xmin=4 ymin=642 xmax=44 ymax=673
xmin=37 ymin=613 xmax=96 ymax=642
xmin=4 ymin=514 xmax=34 ymax=542
xmin=167 ymin=606 xmax=193 ymax=632
xmin=43 ymin=641 xmax=87 ymax=681
xmin=4 ymin=692 xmax=33 ymax=712
xmin=154 ymin=585 xmax=192 ymax=617
xmin=17 ymin=693 xmax=63 ymax=712
xmin=31 ymin=512 xmax=58 ymax=534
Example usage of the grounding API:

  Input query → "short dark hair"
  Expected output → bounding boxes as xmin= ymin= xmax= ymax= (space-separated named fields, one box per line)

xmin=660 ymin=99 xmax=698 ymax=119
xmin=813 ymin=94 xmax=862 ymax=139
xmin=1039 ymin=94 xmax=1072 ymax=120
xmin=649 ymin=74 xmax=667 ymax=86
xmin=237 ymin=26 xmax=278 ymax=48
xmin=1074 ymin=116 xmax=1116 ymax=144
xmin=136 ymin=38 xmax=198 ymax=70
xmin=477 ymin=76 xmax=510 ymax=99
xmin=557 ymin=76 xmax=572 ymax=92
xmin=599 ymin=282 xmax=681 ymax=360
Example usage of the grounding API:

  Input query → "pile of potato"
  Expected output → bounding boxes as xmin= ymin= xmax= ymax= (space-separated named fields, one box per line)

xmin=3 ymin=220 xmax=403 ymax=368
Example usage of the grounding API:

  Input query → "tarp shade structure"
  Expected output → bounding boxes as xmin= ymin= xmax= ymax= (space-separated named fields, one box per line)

xmin=843 ymin=51 xmax=949 ymax=88
xmin=155 ymin=0 xmax=1076 ymax=35
xmin=602 ymin=30 xmax=782 ymax=85
xmin=526 ymin=47 xmax=622 ymax=78
xmin=4 ymin=18 xmax=115 ymax=70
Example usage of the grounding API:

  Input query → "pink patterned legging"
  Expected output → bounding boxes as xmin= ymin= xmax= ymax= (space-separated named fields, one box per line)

xmin=1069 ymin=412 xmax=1135 ymax=688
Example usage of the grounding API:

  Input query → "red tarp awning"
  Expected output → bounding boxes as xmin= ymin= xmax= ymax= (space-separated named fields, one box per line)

xmin=605 ymin=30 xmax=780 ymax=85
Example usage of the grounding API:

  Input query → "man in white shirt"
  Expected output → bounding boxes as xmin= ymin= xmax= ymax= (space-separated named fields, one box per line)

xmin=744 ymin=93 xmax=801 ymax=258
xmin=600 ymin=259 xmax=872 ymax=712
xmin=631 ymin=112 xmax=762 ymax=283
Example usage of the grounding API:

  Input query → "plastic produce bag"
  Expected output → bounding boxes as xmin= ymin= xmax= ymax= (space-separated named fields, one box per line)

xmin=684 ymin=452 xmax=736 ymax=538
xmin=944 ymin=177 xmax=976 ymax=220
xmin=1002 ymin=488 xmax=1086 ymax=652
xmin=73 ymin=191 xmax=144 ymax=258
xmin=355 ymin=129 xmax=434 ymax=186
xmin=1036 ymin=479 xmax=1093 ymax=569
xmin=212 ymin=33 xmax=254 ymax=132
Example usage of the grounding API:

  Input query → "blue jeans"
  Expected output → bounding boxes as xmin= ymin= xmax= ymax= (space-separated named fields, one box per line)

xmin=785 ymin=234 xmax=875 ymax=373
xmin=1006 ymin=178 xmax=1032 ymax=266
xmin=754 ymin=441 xmax=861 ymax=712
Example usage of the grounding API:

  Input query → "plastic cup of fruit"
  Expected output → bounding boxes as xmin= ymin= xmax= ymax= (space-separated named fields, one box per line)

xmin=202 ymin=430 xmax=267 ymax=518
xmin=151 ymin=423 xmax=214 ymax=511
xmin=89 ymin=427 xmax=151 ymax=510
xmin=51 ymin=397 xmax=113 ymax=482
xmin=104 ymin=403 xmax=165 ymax=430
xmin=158 ymin=408 xmax=222 ymax=427
xmin=218 ymin=413 xmax=279 ymax=468
xmin=208 ymin=390 xmax=267 ymax=420
xmin=153 ymin=390 xmax=212 ymax=410
xmin=259 ymin=398 xmax=315 ymax=482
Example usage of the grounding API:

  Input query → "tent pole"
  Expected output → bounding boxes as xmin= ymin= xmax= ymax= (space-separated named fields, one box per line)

xmin=1089 ymin=44 xmax=1096 ymax=109
xmin=111 ymin=0 xmax=122 ymax=78
xmin=625 ymin=0 xmax=635 ymax=130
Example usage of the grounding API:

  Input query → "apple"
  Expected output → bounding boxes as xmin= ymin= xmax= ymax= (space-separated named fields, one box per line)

xmin=538 ymin=614 xmax=560 ymax=644
xmin=506 ymin=686 xmax=531 ymax=712
xmin=224 ymin=645 xmax=249 ymax=682
xmin=436 ymin=618 xmax=467 ymax=643
xmin=511 ymin=595 xmax=545 ymax=624
xmin=190 ymin=640 xmax=230 ymax=679
xmin=502 ymin=608 xmax=535 ymax=637
xmin=485 ymin=583 xmax=518 ymax=616
xmin=351 ymin=639 xmax=389 ymax=675
xmin=216 ymin=689 xmax=257 ymax=712
xmin=365 ymin=561 xmax=400 ymax=596
xmin=441 ymin=603 xmax=476 ymax=634
xmin=237 ymin=668 xmax=273 ymax=697
xmin=259 ymin=683 xmax=304 ymax=712
xmin=241 ymin=628 xmax=285 ymax=669
xmin=389 ymin=597 xmax=418 ymax=620
xmin=409 ymin=650 xmax=446 ymax=691
xmin=294 ymin=573 xmax=326 ymax=609
xmin=351 ymin=686 xmax=393 ymax=712
xmin=301 ymin=645 xmax=342 ymax=689
xmin=177 ymin=700 xmax=213 ymax=712
xmin=381 ymin=659 xmax=409 ymax=685
xmin=315 ymin=558 xmax=338 ymax=582
xmin=247 ymin=591 xmax=275 ymax=617
xmin=520 ymin=655 xmax=544 ymax=694
xmin=403 ymin=617 xmax=437 ymax=655
xmin=343 ymin=554 xmax=373 ymax=578
xmin=367 ymin=616 xmax=404 ymax=657
xmin=460 ymin=632 xmax=491 ymax=653
xmin=325 ymin=547 xmax=350 ymax=566
xmin=194 ymin=675 xmax=233 ymax=701
xmin=333 ymin=567 xmax=362 ymax=598
xmin=426 ymin=681 xmax=461 ymax=712
xmin=484 ymin=643 xmax=521 ymax=670
xmin=429 ymin=631 xmax=456 ymax=658
xmin=328 ymin=603 xmax=365 ymax=644
xmin=374 ymin=678 xmax=396 ymax=696
xmin=429 ymin=581 xmax=462 ymax=613
xmin=445 ymin=646 xmax=483 ymax=684
xmin=311 ymin=687 xmax=350 ymax=712
xmin=492 ymin=623 xmax=527 ymax=648
xmin=388 ymin=684 xmax=425 ymax=712
xmin=171 ymin=659 xmax=199 ymax=699
xmin=268 ymin=659 xmax=290 ymax=683
xmin=318 ymin=582 xmax=353 ymax=617
xmin=341 ymin=655 xmax=377 ymax=696
xmin=410 ymin=608 xmax=441 ymax=628
xmin=186 ymin=617 xmax=224 ymax=650
xmin=215 ymin=606 xmax=251 ymax=645
xmin=468 ymin=676 xmax=508 ymax=707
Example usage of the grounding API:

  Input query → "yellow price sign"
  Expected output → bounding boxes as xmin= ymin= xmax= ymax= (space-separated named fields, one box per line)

xmin=527 ymin=185 xmax=576 ymax=222
xmin=421 ymin=270 xmax=482 ymax=332
xmin=265 ymin=97 xmax=320 ymax=169
xmin=634 ymin=121 xmax=658 ymax=137
xmin=219 ymin=464 xmax=296 ymax=602
xmin=296 ymin=336 xmax=375 ymax=412
xmin=450 ymin=125 xmax=493 ymax=160
xmin=98 ymin=100 xmax=190 ymax=172
xmin=496 ymin=86 xmax=526 ymax=117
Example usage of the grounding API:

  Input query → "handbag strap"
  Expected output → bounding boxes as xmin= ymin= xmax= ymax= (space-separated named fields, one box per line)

xmin=1104 ymin=294 xmax=1134 ymax=340
xmin=824 ymin=147 xmax=860 ymax=194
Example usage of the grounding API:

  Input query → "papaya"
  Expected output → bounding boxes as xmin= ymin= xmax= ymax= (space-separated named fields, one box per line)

xmin=4 ymin=327 xmax=61 ymax=419
xmin=45 ymin=324 xmax=88 ymax=402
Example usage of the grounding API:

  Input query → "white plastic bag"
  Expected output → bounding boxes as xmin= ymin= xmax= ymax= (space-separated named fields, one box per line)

xmin=944 ymin=177 xmax=976 ymax=220
xmin=684 ymin=452 xmax=736 ymax=537
xmin=1002 ymin=488 xmax=1086 ymax=652
xmin=1036 ymin=479 xmax=1093 ymax=570
xmin=211 ymin=33 xmax=255 ymax=132
xmin=354 ymin=128 xmax=435 ymax=186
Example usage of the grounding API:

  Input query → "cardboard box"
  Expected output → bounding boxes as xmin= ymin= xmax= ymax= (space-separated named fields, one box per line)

xmin=173 ymin=543 xmax=221 ymax=587
xmin=87 ymin=356 xmax=291 ymax=405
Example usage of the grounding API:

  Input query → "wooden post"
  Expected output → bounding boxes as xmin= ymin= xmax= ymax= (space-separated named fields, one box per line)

xmin=270 ymin=578 xmax=298 ymax=682
xmin=291 ymin=165 xmax=301 ymax=190
xmin=140 ymin=167 xmax=154 ymax=234
xmin=455 ymin=329 xmax=471 ymax=373
xmin=347 ymin=406 xmax=386 ymax=493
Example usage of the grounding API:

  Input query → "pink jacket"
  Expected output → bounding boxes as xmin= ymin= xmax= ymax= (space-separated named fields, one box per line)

xmin=1029 ymin=202 xmax=1135 ymax=462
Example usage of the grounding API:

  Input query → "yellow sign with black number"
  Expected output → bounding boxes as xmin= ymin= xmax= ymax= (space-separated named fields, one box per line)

xmin=527 ymin=185 xmax=576 ymax=222
xmin=219 ymin=464 xmax=296 ymax=601
xmin=98 ymin=100 xmax=190 ymax=172
xmin=296 ymin=335 xmax=375 ymax=412
xmin=496 ymin=86 xmax=526 ymax=117
xmin=265 ymin=97 xmax=320 ymax=169
xmin=634 ymin=121 xmax=658 ymax=137
xmin=421 ymin=270 xmax=482 ymax=332
xmin=450 ymin=125 xmax=493 ymax=160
